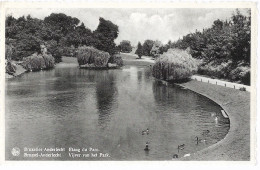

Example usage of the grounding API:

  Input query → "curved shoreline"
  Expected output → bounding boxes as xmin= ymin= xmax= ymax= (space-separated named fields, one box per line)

xmin=177 ymin=80 xmax=250 ymax=161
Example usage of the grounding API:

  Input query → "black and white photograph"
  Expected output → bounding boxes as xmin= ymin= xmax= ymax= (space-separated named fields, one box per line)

xmin=1 ymin=1 xmax=257 ymax=163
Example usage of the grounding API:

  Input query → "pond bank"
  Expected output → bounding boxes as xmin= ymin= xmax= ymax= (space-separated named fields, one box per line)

xmin=5 ymin=64 xmax=26 ymax=79
xmin=178 ymin=80 xmax=250 ymax=161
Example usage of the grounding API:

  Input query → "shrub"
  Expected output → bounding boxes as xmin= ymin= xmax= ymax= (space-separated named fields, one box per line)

xmin=22 ymin=53 xmax=55 ymax=71
xmin=45 ymin=40 xmax=62 ymax=63
xmin=198 ymin=61 xmax=250 ymax=85
xmin=241 ymin=71 xmax=250 ymax=85
xmin=198 ymin=60 xmax=232 ymax=79
xmin=42 ymin=53 xmax=55 ymax=68
xmin=76 ymin=46 xmax=110 ymax=68
xmin=239 ymin=87 xmax=246 ymax=91
xmin=108 ymin=54 xmax=124 ymax=67
xmin=5 ymin=61 xmax=16 ymax=75
xmin=152 ymin=48 xmax=198 ymax=81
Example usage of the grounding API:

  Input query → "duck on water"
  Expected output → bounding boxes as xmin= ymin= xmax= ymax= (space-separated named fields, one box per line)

xmin=142 ymin=128 xmax=149 ymax=135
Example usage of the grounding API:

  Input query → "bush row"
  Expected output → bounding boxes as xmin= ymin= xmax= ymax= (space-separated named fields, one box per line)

xmin=76 ymin=46 xmax=123 ymax=68
xmin=198 ymin=61 xmax=250 ymax=85
xmin=22 ymin=53 xmax=55 ymax=71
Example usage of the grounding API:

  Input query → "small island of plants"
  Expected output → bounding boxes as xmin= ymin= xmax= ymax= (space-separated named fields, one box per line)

xmin=76 ymin=46 xmax=123 ymax=69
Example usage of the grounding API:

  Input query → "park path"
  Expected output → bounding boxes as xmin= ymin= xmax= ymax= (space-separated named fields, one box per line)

xmin=191 ymin=75 xmax=251 ymax=92
xmin=122 ymin=53 xmax=251 ymax=92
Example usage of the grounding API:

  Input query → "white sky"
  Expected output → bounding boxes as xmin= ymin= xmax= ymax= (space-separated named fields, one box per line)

xmin=6 ymin=8 xmax=248 ymax=46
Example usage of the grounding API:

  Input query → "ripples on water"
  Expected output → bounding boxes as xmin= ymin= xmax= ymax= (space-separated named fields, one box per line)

xmin=6 ymin=60 xmax=230 ymax=160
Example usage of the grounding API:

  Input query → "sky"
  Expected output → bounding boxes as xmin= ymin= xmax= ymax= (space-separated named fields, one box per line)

xmin=6 ymin=8 xmax=248 ymax=45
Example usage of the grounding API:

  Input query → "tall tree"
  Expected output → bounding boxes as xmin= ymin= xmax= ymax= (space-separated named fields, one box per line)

xmin=142 ymin=40 xmax=154 ymax=56
xmin=135 ymin=42 xmax=143 ymax=59
xmin=93 ymin=17 xmax=119 ymax=55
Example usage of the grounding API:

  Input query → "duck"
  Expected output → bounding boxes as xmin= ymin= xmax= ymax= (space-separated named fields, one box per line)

xmin=211 ymin=112 xmax=216 ymax=117
xmin=146 ymin=128 xmax=149 ymax=135
xmin=178 ymin=144 xmax=185 ymax=153
xmin=178 ymin=144 xmax=185 ymax=149
xmin=172 ymin=154 xmax=178 ymax=158
xmin=202 ymin=130 xmax=210 ymax=136
xmin=215 ymin=116 xmax=219 ymax=124
xmin=183 ymin=153 xmax=191 ymax=157
xmin=142 ymin=128 xmax=149 ymax=135
xmin=195 ymin=136 xmax=207 ymax=144
xmin=144 ymin=142 xmax=150 ymax=151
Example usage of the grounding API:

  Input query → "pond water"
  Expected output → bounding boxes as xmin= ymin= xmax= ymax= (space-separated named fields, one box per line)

xmin=6 ymin=58 xmax=230 ymax=160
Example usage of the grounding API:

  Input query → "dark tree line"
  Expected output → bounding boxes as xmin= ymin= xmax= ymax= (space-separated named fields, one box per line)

xmin=169 ymin=9 xmax=251 ymax=66
xmin=5 ymin=13 xmax=119 ymax=62
xmin=169 ymin=9 xmax=251 ymax=85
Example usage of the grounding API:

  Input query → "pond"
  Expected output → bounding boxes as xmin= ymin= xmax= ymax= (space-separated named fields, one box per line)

xmin=5 ymin=58 xmax=230 ymax=160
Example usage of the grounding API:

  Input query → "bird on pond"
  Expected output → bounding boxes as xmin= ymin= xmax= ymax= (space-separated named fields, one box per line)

xmin=202 ymin=130 xmax=210 ymax=136
xmin=172 ymin=154 xmax=178 ymax=159
xmin=195 ymin=136 xmax=207 ymax=144
xmin=215 ymin=116 xmax=219 ymax=124
xmin=146 ymin=128 xmax=149 ymax=134
xmin=211 ymin=112 xmax=216 ymax=117
xmin=144 ymin=142 xmax=150 ymax=151
xmin=184 ymin=153 xmax=191 ymax=157
xmin=178 ymin=144 xmax=185 ymax=153
xmin=142 ymin=128 xmax=149 ymax=135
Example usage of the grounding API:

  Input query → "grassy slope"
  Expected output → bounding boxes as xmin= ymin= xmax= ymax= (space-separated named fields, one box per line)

xmin=120 ymin=53 xmax=154 ymax=66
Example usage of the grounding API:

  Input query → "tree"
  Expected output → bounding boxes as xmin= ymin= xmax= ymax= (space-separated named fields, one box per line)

xmin=119 ymin=40 xmax=132 ymax=53
xmin=5 ymin=13 xmax=121 ymax=64
xmin=150 ymin=40 xmax=163 ymax=58
xmin=142 ymin=40 xmax=154 ymax=56
xmin=93 ymin=17 xmax=119 ymax=55
xmin=135 ymin=42 xmax=143 ymax=58
xmin=44 ymin=13 xmax=80 ymax=43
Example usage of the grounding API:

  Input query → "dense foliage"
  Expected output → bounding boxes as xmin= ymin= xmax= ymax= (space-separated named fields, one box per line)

xmin=76 ymin=46 xmax=123 ymax=68
xmin=5 ymin=61 xmax=17 ymax=75
xmin=118 ymin=40 xmax=132 ymax=53
xmin=168 ymin=10 xmax=251 ymax=85
xmin=5 ymin=14 xmax=119 ymax=63
xmin=150 ymin=40 xmax=163 ymax=58
xmin=142 ymin=40 xmax=155 ymax=56
xmin=93 ymin=17 xmax=119 ymax=55
xmin=138 ymin=9 xmax=251 ymax=85
xmin=108 ymin=54 xmax=124 ymax=67
xmin=152 ymin=49 xmax=198 ymax=81
xmin=22 ymin=53 xmax=55 ymax=71
xmin=76 ymin=46 xmax=110 ymax=68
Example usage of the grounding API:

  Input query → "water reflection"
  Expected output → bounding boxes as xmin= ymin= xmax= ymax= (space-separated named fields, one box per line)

xmin=95 ymin=70 xmax=118 ymax=129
